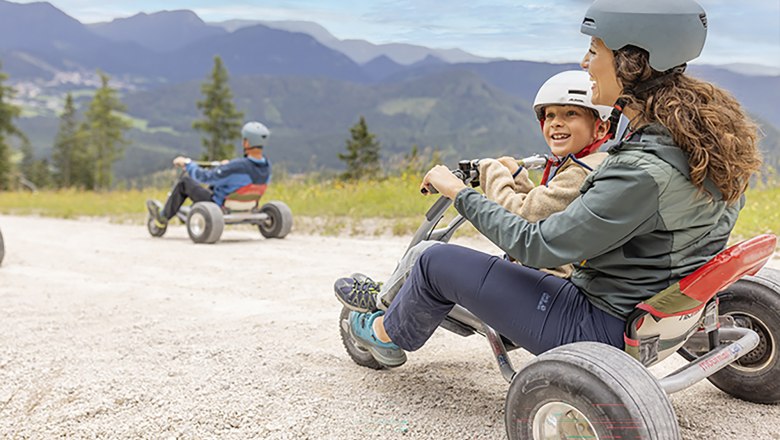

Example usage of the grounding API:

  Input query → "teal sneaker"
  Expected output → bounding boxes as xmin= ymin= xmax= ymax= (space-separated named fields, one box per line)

xmin=348 ymin=310 xmax=406 ymax=368
xmin=334 ymin=273 xmax=381 ymax=313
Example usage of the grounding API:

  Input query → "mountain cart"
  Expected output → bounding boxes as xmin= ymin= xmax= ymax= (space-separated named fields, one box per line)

xmin=338 ymin=158 xmax=780 ymax=439
xmin=147 ymin=163 xmax=292 ymax=244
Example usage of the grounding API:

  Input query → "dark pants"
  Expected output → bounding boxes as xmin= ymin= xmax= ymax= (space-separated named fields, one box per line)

xmin=383 ymin=243 xmax=625 ymax=355
xmin=161 ymin=175 xmax=213 ymax=220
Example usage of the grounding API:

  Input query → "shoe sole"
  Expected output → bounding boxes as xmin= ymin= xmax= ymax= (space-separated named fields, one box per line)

xmin=347 ymin=320 xmax=406 ymax=368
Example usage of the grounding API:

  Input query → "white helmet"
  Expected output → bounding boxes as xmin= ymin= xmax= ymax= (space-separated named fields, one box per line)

xmin=533 ymin=71 xmax=612 ymax=122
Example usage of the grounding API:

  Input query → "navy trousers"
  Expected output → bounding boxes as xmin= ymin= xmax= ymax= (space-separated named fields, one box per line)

xmin=383 ymin=243 xmax=625 ymax=355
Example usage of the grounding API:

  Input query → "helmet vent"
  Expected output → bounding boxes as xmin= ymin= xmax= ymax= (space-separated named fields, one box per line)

xmin=568 ymin=89 xmax=587 ymax=96
xmin=699 ymin=13 xmax=708 ymax=29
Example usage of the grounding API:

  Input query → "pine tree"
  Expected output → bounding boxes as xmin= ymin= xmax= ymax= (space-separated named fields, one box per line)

xmin=0 ymin=62 xmax=24 ymax=190
xmin=338 ymin=116 xmax=381 ymax=180
xmin=82 ymin=72 xmax=130 ymax=190
xmin=193 ymin=56 xmax=244 ymax=161
xmin=19 ymin=140 xmax=51 ymax=190
xmin=52 ymin=93 xmax=81 ymax=188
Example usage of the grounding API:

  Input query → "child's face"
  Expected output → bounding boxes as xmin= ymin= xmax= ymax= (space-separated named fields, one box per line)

xmin=542 ymin=105 xmax=601 ymax=157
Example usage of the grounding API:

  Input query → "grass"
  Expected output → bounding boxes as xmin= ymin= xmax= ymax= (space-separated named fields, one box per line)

xmin=0 ymin=176 xmax=778 ymax=240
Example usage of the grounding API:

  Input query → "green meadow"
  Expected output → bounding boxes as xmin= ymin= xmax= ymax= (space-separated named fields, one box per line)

xmin=0 ymin=175 xmax=778 ymax=242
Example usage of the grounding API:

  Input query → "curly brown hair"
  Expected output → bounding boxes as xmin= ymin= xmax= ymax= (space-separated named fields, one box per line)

xmin=613 ymin=46 xmax=761 ymax=204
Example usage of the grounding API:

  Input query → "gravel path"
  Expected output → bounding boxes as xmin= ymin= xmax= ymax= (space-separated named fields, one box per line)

xmin=0 ymin=215 xmax=778 ymax=439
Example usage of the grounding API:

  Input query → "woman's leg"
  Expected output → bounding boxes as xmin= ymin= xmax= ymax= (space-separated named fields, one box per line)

xmin=383 ymin=243 xmax=625 ymax=354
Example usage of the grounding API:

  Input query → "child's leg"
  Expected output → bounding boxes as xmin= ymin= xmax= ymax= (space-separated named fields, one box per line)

xmin=377 ymin=240 xmax=442 ymax=309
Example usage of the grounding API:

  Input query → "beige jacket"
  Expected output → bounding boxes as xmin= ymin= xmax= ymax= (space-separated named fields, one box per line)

xmin=478 ymin=152 xmax=607 ymax=278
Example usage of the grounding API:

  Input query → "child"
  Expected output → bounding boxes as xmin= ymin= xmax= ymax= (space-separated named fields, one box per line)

xmin=335 ymin=70 xmax=613 ymax=314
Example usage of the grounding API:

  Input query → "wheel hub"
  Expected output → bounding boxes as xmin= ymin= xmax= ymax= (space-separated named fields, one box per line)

xmin=532 ymin=402 xmax=598 ymax=439
xmin=729 ymin=312 xmax=775 ymax=371
xmin=190 ymin=213 xmax=206 ymax=236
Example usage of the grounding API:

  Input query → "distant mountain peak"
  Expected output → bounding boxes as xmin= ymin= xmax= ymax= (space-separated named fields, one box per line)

xmin=88 ymin=8 xmax=226 ymax=52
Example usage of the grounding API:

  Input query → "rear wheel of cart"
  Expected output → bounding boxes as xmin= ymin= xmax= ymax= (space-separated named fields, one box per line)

xmin=187 ymin=202 xmax=224 ymax=244
xmin=506 ymin=342 xmax=679 ymax=440
xmin=680 ymin=269 xmax=780 ymax=404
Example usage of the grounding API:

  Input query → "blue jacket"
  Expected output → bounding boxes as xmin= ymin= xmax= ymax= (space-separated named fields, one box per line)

xmin=185 ymin=156 xmax=271 ymax=206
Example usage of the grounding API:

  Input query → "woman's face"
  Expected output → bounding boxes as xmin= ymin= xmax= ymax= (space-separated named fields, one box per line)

xmin=581 ymin=37 xmax=622 ymax=107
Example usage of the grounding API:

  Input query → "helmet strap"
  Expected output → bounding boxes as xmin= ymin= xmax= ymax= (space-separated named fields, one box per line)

xmin=624 ymin=64 xmax=686 ymax=97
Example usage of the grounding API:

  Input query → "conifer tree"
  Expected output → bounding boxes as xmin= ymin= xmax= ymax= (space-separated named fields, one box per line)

xmin=0 ymin=62 xmax=25 ymax=190
xmin=52 ymin=93 xmax=81 ymax=188
xmin=338 ymin=116 xmax=381 ymax=180
xmin=82 ymin=72 xmax=130 ymax=190
xmin=19 ymin=140 xmax=51 ymax=189
xmin=193 ymin=56 xmax=244 ymax=161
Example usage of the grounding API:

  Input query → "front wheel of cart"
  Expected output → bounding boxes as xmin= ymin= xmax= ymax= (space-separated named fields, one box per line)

xmin=339 ymin=306 xmax=385 ymax=370
xmin=505 ymin=342 xmax=679 ymax=440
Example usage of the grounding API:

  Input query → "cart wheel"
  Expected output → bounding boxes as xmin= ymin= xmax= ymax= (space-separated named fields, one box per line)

xmin=506 ymin=342 xmax=679 ymax=440
xmin=187 ymin=202 xmax=224 ymax=244
xmin=693 ymin=269 xmax=780 ymax=403
xmin=0 ymin=227 xmax=5 ymax=266
xmin=258 ymin=201 xmax=293 ymax=239
xmin=146 ymin=215 xmax=167 ymax=238
xmin=339 ymin=306 xmax=385 ymax=370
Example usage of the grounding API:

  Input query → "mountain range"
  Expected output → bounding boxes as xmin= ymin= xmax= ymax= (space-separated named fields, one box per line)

xmin=2 ymin=0 xmax=778 ymax=180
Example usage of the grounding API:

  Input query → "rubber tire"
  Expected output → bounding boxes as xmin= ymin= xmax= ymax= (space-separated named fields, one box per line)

xmin=146 ymin=216 xmax=167 ymax=238
xmin=702 ymin=271 xmax=780 ymax=403
xmin=186 ymin=202 xmax=224 ymax=244
xmin=339 ymin=306 xmax=385 ymax=370
xmin=0 ymin=227 xmax=4 ymax=266
xmin=506 ymin=342 xmax=679 ymax=440
xmin=258 ymin=201 xmax=293 ymax=239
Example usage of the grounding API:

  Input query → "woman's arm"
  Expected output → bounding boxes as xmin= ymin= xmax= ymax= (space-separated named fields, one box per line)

xmin=455 ymin=163 xmax=661 ymax=268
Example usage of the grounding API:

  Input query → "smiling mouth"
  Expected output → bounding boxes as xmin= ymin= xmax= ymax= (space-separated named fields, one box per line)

xmin=551 ymin=134 xmax=570 ymax=140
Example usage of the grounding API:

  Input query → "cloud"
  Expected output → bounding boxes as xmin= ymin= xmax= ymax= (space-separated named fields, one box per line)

xmin=10 ymin=0 xmax=780 ymax=67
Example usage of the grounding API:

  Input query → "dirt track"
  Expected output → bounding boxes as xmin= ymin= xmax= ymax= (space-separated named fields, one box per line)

xmin=0 ymin=215 xmax=779 ymax=439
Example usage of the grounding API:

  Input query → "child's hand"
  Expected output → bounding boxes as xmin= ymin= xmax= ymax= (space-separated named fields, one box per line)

xmin=497 ymin=156 xmax=520 ymax=175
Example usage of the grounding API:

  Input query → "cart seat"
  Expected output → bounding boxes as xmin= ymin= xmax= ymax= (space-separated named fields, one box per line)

xmin=223 ymin=183 xmax=267 ymax=211
xmin=625 ymin=234 xmax=777 ymax=366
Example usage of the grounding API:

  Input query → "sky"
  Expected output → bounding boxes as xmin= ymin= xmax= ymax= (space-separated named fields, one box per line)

xmin=13 ymin=0 xmax=780 ymax=69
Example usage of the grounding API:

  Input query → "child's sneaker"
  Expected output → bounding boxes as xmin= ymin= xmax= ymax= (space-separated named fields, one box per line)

xmin=348 ymin=310 xmax=406 ymax=368
xmin=334 ymin=273 xmax=381 ymax=312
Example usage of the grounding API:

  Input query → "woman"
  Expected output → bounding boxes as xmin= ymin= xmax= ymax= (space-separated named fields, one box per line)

xmin=346 ymin=0 xmax=762 ymax=369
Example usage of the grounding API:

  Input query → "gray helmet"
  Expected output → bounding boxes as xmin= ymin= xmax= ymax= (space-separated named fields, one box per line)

xmin=580 ymin=0 xmax=707 ymax=71
xmin=241 ymin=121 xmax=270 ymax=148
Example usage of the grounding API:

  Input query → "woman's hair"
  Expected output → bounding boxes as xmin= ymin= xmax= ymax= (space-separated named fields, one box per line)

xmin=614 ymin=46 xmax=761 ymax=204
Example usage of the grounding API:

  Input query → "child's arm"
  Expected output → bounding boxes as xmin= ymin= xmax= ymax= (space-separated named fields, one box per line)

xmin=481 ymin=159 xmax=588 ymax=223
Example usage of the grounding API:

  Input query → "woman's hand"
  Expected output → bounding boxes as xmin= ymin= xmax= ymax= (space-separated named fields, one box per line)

xmin=420 ymin=165 xmax=467 ymax=199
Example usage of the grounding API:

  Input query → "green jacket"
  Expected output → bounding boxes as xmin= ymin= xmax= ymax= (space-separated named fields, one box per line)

xmin=455 ymin=124 xmax=743 ymax=319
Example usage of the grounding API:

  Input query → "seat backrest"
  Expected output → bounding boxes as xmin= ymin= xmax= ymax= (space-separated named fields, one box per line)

xmin=223 ymin=183 xmax=267 ymax=211
xmin=625 ymin=234 xmax=777 ymax=366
